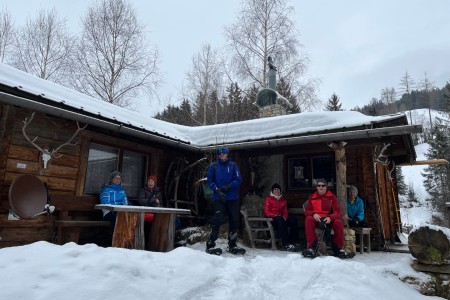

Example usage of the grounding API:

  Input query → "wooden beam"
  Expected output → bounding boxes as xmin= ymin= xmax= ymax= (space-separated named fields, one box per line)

xmin=397 ymin=159 xmax=449 ymax=166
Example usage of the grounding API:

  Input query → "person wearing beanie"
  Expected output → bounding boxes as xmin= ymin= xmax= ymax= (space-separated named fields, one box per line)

xmin=347 ymin=185 xmax=368 ymax=227
xmin=303 ymin=178 xmax=354 ymax=259
xmin=100 ymin=170 xmax=129 ymax=225
xmin=138 ymin=175 xmax=162 ymax=223
xmin=263 ymin=183 xmax=300 ymax=252
xmin=205 ymin=146 xmax=244 ymax=255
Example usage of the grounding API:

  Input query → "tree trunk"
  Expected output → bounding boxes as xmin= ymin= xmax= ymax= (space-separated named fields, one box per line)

xmin=408 ymin=226 xmax=450 ymax=265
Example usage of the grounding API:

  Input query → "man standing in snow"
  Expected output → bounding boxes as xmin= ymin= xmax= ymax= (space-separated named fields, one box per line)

xmin=206 ymin=147 xmax=244 ymax=255
xmin=302 ymin=178 xmax=354 ymax=258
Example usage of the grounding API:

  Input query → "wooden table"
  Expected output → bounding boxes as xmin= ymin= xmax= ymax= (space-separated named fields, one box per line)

xmin=95 ymin=205 xmax=190 ymax=252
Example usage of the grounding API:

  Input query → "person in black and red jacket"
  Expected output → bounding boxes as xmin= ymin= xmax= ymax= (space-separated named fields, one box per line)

xmin=263 ymin=183 xmax=300 ymax=252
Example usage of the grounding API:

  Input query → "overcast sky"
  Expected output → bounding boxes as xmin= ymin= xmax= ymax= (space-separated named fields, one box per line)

xmin=2 ymin=0 xmax=450 ymax=114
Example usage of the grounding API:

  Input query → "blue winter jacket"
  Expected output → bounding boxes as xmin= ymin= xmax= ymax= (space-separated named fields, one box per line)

xmin=100 ymin=183 xmax=129 ymax=206
xmin=207 ymin=158 xmax=242 ymax=201
xmin=347 ymin=195 xmax=365 ymax=222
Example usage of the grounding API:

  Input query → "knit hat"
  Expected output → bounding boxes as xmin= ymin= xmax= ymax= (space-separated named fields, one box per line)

xmin=349 ymin=185 xmax=358 ymax=194
xmin=271 ymin=183 xmax=281 ymax=193
xmin=109 ymin=171 xmax=122 ymax=182
xmin=148 ymin=175 xmax=157 ymax=184
xmin=316 ymin=178 xmax=327 ymax=186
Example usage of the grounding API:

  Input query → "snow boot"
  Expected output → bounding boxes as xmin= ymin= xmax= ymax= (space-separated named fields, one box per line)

xmin=205 ymin=239 xmax=222 ymax=255
xmin=227 ymin=240 xmax=246 ymax=255
xmin=301 ymin=248 xmax=317 ymax=258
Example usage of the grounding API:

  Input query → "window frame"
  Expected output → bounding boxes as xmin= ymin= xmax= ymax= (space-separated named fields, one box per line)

xmin=286 ymin=154 xmax=335 ymax=190
xmin=83 ymin=141 xmax=149 ymax=201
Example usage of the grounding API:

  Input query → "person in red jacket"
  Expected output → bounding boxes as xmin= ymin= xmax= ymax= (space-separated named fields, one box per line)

xmin=302 ymin=178 xmax=354 ymax=258
xmin=264 ymin=183 xmax=299 ymax=252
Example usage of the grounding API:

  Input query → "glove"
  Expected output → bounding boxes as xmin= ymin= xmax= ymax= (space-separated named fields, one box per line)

xmin=318 ymin=218 xmax=327 ymax=230
xmin=216 ymin=188 xmax=227 ymax=203
xmin=220 ymin=184 xmax=232 ymax=192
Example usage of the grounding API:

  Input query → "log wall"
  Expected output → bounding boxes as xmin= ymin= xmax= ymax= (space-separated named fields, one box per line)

xmin=0 ymin=105 xmax=182 ymax=248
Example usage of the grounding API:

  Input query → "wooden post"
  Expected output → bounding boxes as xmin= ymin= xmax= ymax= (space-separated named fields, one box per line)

xmin=329 ymin=141 xmax=348 ymax=222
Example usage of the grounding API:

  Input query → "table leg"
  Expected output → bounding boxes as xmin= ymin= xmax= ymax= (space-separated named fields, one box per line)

xmin=134 ymin=213 xmax=145 ymax=250
xmin=147 ymin=213 xmax=175 ymax=252
xmin=112 ymin=211 xmax=138 ymax=249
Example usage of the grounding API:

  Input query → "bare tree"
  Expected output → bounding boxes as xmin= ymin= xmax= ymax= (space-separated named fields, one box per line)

xmin=0 ymin=7 xmax=14 ymax=63
xmin=184 ymin=43 xmax=224 ymax=125
xmin=11 ymin=8 xmax=74 ymax=84
xmin=224 ymin=0 xmax=320 ymax=112
xmin=398 ymin=70 xmax=415 ymax=122
xmin=71 ymin=0 xmax=161 ymax=108
xmin=420 ymin=72 xmax=436 ymax=128
xmin=379 ymin=87 xmax=397 ymax=114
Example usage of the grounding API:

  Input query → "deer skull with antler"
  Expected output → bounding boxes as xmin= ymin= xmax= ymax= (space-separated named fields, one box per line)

xmin=22 ymin=112 xmax=87 ymax=173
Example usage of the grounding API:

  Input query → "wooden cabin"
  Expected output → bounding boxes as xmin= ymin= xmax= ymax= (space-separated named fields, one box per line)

xmin=0 ymin=63 xmax=422 ymax=250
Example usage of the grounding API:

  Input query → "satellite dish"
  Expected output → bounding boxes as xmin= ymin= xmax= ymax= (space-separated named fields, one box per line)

xmin=8 ymin=174 xmax=48 ymax=219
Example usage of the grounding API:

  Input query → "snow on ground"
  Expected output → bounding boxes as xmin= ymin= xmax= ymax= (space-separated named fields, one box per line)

xmin=0 ymin=241 xmax=443 ymax=300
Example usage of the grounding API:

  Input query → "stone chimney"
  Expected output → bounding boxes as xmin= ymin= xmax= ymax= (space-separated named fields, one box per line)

xmin=254 ymin=56 xmax=291 ymax=118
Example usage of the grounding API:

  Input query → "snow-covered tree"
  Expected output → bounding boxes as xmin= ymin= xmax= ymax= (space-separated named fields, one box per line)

xmin=422 ymin=117 xmax=450 ymax=225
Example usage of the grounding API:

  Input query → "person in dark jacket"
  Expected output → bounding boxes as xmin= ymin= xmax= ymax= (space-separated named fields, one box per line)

xmin=206 ymin=147 xmax=243 ymax=254
xmin=138 ymin=175 xmax=162 ymax=223
xmin=302 ymin=178 xmax=354 ymax=258
xmin=263 ymin=183 xmax=299 ymax=251
xmin=100 ymin=171 xmax=128 ymax=226
xmin=347 ymin=185 xmax=368 ymax=227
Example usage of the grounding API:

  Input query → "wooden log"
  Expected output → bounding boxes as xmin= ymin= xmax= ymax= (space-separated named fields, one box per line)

xmin=148 ymin=213 xmax=174 ymax=252
xmin=112 ymin=212 xmax=138 ymax=249
xmin=408 ymin=226 xmax=450 ymax=265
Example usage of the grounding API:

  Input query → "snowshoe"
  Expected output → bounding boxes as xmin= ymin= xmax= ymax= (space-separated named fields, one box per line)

xmin=206 ymin=248 xmax=223 ymax=256
xmin=282 ymin=244 xmax=300 ymax=252
xmin=205 ymin=239 xmax=222 ymax=255
xmin=227 ymin=246 xmax=246 ymax=255
xmin=337 ymin=249 xmax=355 ymax=259
xmin=227 ymin=241 xmax=246 ymax=255
xmin=301 ymin=248 xmax=317 ymax=258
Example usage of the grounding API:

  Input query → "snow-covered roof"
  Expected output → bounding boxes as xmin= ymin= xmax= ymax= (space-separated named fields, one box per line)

xmin=0 ymin=63 xmax=413 ymax=150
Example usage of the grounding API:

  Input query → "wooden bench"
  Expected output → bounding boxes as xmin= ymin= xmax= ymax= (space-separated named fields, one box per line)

xmin=352 ymin=227 xmax=372 ymax=254
xmin=49 ymin=195 xmax=112 ymax=245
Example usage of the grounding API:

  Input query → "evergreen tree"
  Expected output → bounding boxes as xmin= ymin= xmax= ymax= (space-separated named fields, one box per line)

xmin=155 ymin=99 xmax=196 ymax=126
xmin=325 ymin=93 xmax=343 ymax=111
xmin=406 ymin=184 xmax=419 ymax=208
xmin=277 ymin=77 xmax=300 ymax=113
xmin=396 ymin=167 xmax=407 ymax=196
xmin=441 ymin=81 xmax=450 ymax=115
xmin=422 ymin=118 xmax=450 ymax=225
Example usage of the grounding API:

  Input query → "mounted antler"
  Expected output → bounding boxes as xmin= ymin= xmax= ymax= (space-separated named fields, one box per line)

xmin=22 ymin=112 xmax=87 ymax=172
xmin=374 ymin=143 xmax=391 ymax=165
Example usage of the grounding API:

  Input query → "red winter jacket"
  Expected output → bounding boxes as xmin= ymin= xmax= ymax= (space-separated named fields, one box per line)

xmin=304 ymin=190 xmax=341 ymax=221
xmin=264 ymin=194 xmax=288 ymax=220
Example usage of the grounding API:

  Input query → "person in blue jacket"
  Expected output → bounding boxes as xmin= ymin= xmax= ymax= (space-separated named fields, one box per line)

xmin=205 ymin=147 xmax=243 ymax=254
xmin=100 ymin=171 xmax=129 ymax=226
xmin=347 ymin=185 xmax=368 ymax=227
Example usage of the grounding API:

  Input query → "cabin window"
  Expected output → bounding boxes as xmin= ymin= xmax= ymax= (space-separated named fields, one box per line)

xmin=84 ymin=143 xmax=147 ymax=198
xmin=287 ymin=155 xmax=335 ymax=189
